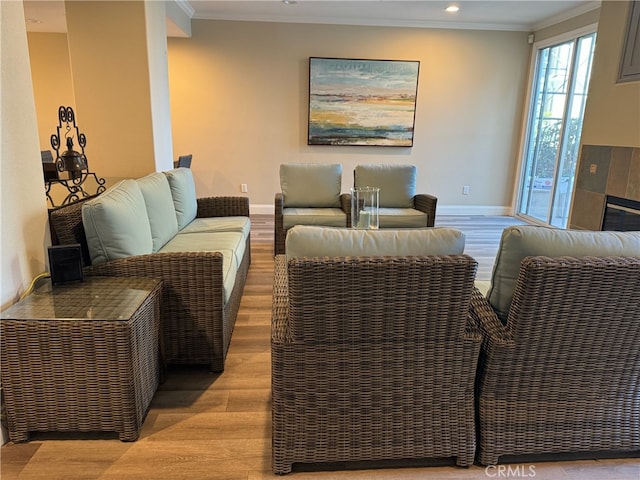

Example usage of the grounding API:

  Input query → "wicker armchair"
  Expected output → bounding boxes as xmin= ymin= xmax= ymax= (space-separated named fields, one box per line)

xmin=274 ymin=163 xmax=350 ymax=255
xmin=354 ymin=164 xmax=437 ymax=228
xmin=48 ymin=195 xmax=251 ymax=372
xmin=471 ymin=255 xmax=640 ymax=466
xmin=272 ymin=252 xmax=482 ymax=474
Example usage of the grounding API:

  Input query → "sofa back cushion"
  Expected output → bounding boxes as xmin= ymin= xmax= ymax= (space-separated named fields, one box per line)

xmin=280 ymin=163 xmax=342 ymax=208
xmin=488 ymin=225 xmax=640 ymax=322
xmin=164 ymin=168 xmax=198 ymax=229
xmin=286 ymin=225 xmax=465 ymax=260
xmin=82 ymin=179 xmax=153 ymax=265
xmin=354 ymin=164 xmax=416 ymax=208
xmin=136 ymin=172 xmax=179 ymax=252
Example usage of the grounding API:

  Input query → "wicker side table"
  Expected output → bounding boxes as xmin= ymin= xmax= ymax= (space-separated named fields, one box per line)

xmin=0 ymin=276 xmax=162 ymax=442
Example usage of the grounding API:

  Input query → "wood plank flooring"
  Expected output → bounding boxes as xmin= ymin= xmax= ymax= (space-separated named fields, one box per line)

xmin=2 ymin=215 xmax=638 ymax=479
xmin=251 ymin=213 xmax=527 ymax=280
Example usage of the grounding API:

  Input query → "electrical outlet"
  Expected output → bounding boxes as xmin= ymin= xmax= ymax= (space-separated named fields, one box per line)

xmin=462 ymin=185 xmax=470 ymax=195
xmin=241 ymin=184 xmax=248 ymax=193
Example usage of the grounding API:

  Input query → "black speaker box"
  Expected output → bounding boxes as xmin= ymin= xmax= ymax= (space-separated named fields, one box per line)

xmin=48 ymin=244 xmax=84 ymax=285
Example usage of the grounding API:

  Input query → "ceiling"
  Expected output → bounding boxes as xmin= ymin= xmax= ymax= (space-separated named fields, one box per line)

xmin=24 ymin=0 xmax=601 ymax=35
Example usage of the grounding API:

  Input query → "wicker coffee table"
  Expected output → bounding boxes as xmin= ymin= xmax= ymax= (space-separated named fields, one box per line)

xmin=0 ymin=276 xmax=162 ymax=442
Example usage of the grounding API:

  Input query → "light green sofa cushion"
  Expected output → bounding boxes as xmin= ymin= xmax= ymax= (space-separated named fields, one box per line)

xmin=354 ymin=164 xmax=416 ymax=208
xmin=286 ymin=225 xmax=465 ymax=260
xmin=488 ymin=225 xmax=640 ymax=322
xmin=378 ymin=208 xmax=428 ymax=228
xmin=179 ymin=216 xmax=251 ymax=237
xmin=282 ymin=208 xmax=348 ymax=229
xmin=164 ymin=168 xmax=198 ymax=230
xmin=82 ymin=179 xmax=153 ymax=265
xmin=136 ymin=172 xmax=179 ymax=252
xmin=280 ymin=163 xmax=342 ymax=208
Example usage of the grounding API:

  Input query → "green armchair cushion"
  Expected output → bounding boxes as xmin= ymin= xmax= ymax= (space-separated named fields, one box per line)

xmin=164 ymin=168 xmax=198 ymax=230
xmin=280 ymin=163 xmax=342 ymax=208
xmin=378 ymin=208 xmax=429 ymax=228
xmin=136 ymin=172 xmax=179 ymax=252
xmin=282 ymin=208 xmax=347 ymax=229
xmin=286 ymin=225 xmax=465 ymax=260
xmin=354 ymin=164 xmax=416 ymax=208
xmin=488 ymin=225 xmax=640 ymax=322
xmin=81 ymin=179 xmax=153 ymax=265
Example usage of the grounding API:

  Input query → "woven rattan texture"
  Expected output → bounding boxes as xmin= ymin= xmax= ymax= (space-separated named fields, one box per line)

xmin=414 ymin=194 xmax=438 ymax=225
xmin=48 ymin=196 xmax=251 ymax=372
xmin=48 ymin=197 xmax=94 ymax=265
xmin=0 ymin=277 xmax=162 ymax=442
xmin=271 ymin=254 xmax=482 ymax=474
xmin=471 ymin=255 xmax=640 ymax=465
xmin=196 ymin=196 xmax=250 ymax=218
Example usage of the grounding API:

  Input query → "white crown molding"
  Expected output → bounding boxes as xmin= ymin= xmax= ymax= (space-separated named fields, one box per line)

xmin=190 ymin=12 xmax=534 ymax=32
xmin=174 ymin=0 xmax=195 ymax=18
xmin=531 ymin=0 xmax=600 ymax=31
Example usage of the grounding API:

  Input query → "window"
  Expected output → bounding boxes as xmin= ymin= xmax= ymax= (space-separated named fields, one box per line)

xmin=516 ymin=28 xmax=597 ymax=228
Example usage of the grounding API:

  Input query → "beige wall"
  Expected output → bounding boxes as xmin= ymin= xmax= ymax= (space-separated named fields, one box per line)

xmin=581 ymin=0 xmax=640 ymax=147
xmin=1 ymin=1 xmax=51 ymax=443
xmin=1 ymin=2 xmax=50 ymax=308
xmin=64 ymin=0 xmax=158 ymax=181
xmin=27 ymin=1 xmax=175 ymax=200
xmin=144 ymin=0 xmax=174 ymax=172
xmin=167 ymin=21 xmax=531 ymax=213
xmin=27 ymin=33 xmax=75 ymax=153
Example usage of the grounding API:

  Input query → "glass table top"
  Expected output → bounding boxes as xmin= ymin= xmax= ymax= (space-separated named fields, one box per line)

xmin=1 ymin=277 xmax=160 ymax=322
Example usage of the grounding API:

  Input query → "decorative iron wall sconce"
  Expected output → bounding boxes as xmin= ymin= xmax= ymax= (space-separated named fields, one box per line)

xmin=44 ymin=106 xmax=106 ymax=206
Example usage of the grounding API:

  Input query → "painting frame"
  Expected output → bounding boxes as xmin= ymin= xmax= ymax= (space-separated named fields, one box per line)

xmin=308 ymin=57 xmax=420 ymax=147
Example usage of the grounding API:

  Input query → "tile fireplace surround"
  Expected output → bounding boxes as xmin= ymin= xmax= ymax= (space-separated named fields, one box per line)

xmin=570 ymin=145 xmax=640 ymax=230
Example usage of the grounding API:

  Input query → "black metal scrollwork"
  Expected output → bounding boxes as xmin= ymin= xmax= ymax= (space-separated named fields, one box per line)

xmin=45 ymin=106 xmax=106 ymax=207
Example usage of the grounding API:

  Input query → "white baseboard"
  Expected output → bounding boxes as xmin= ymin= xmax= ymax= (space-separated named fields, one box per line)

xmin=250 ymin=204 xmax=513 ymax=216
xmin=250 ymin=204 xmax=275 ymax=215
xmin=436 ymin=205 xmax=513 ymax=216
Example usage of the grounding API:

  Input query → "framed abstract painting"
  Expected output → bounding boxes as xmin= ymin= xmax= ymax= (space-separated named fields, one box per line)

xmin=308 ymin=57 xmax=420 ymax=146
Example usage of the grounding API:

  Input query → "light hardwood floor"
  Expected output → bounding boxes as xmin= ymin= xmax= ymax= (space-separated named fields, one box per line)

xmin=2 ymin=215 xmax=638 ymax=479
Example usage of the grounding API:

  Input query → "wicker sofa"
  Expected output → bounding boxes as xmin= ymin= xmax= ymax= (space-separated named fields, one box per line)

xmin=471 ymin=226 xmax=640 ymax=465
xmin=271 ymin=226 xmax=482 ymax=474
xmin=48 ymin=168 xmax=251 ymax=372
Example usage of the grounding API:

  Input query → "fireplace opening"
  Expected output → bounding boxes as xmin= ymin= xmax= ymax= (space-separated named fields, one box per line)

xmin=601 ymin=195 xmax=640 ymax=231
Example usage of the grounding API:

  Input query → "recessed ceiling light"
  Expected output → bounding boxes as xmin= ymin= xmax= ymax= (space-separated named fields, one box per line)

xmin=445 ymin=5 xmax=460 ymax=13
xmin=282 ymin=0 xmax=297 ymax=5
xmin=27 ymin=18 xmax=43 ymax=24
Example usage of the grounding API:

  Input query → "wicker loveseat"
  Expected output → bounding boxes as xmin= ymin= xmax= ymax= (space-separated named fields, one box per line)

xmin=271 ymin=226 xmax=482 ymax=474
xmin=471 ymin=226 xmax=640 ymax=465
xmin=49 ymin=168 xmax=251 ymax=372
